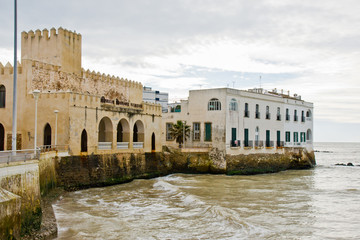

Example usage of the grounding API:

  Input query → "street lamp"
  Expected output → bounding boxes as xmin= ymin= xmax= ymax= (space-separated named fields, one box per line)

xmin=33 ymin=90 xmax=40 ymax=154
xmin=54 ymin=110 xmax=59 ymax=146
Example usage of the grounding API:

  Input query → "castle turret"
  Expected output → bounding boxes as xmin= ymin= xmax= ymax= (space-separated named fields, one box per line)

xmin=21 ymin=27 xmax=82 ymax=75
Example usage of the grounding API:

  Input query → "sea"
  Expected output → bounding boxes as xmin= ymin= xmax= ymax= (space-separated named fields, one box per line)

xmin=53 ymin=142 xmax=360 ymax=239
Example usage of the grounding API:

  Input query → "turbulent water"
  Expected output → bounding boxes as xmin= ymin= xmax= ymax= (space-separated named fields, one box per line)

xmin=53 ymin=143 xmax=360 ymax=239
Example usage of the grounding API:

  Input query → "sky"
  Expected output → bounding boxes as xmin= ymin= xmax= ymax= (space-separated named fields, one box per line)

xmin=0 ymin=0 xmax=359 ymax=142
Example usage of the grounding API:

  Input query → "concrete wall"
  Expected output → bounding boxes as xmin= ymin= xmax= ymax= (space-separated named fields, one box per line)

xmin=0 ymin=188 xmax=21 ymax=240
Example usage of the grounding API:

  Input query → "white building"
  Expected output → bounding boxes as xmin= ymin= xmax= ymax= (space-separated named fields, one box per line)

xmin=162 ymin=87 xmax=313 ymax=154
xmin=143 ymin=86 xmax=169 ymax=112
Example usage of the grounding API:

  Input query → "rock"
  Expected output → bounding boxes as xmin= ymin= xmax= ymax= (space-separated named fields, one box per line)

xmin=335 ymin=163 xmax=346 ymax=166
xmin=347 ymin=162 xmax=354 ymax=166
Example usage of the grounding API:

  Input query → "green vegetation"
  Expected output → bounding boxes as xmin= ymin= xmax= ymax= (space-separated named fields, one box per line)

xmin=168 ymin=120 xmax=190 ymax=148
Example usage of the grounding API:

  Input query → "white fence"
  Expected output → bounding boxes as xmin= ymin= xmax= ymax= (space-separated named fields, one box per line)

xmin=98 ymin=142 xmax=112 ymax=150
xmin=0 ymin=149 xmax=40 ymax=164
xmin=133 ymin=142 xmax=144 ymax=149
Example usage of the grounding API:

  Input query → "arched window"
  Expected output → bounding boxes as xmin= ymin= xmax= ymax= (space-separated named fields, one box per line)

xmin=307 ymin=129 xmax=312 ymax=141
xmin=229 ymin=99 xmax=237 ymax=111
xmin=306 ymin=110 xmax=312 ymax=118
xmin=244 ymin=103 xmax=249 ymax=117
xmin=81 ymin=129 xmax=88 ymax=152
xmin=255 ymin=104 xmax=260 ymax=119
xmin=44 ymin=123 xmax=52 ymax=146
xmin=208 ymin=98 xmax=221 ymax=111
xmin=255 ymin=126 xmax=259 ymax=142
xmin=0 ymin=123 xmax=4 ymax=151
xmin=151 ymin=132 xmax=156 ymax=151
xmin=133 ymin=120 xmax=145 ymax=148
xmin=0 ymin=85 xmax=5 ymax=108
xmin=266 ymin=106 xmax=270 ymax=119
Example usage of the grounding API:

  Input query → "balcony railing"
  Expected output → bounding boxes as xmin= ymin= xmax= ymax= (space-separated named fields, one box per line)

xmin=266 ymin=113 xmax=271 ymax=120
xmin=277 ymin=114 xmax=281 ymax=121
xmin=294 ymin=115 xmax=298 ymax=122
xmin=117 ymin=142 xmax=129 ymax=149
xmin=276 ymin=141 xmax=284 ymax=148
xmin=266 ymin=140 xmax=274 ymax=148
xmin=133 ymin=142 xmax=144 ymax=149
xmin=306 ymin=117 xmax=312 ymax=121
xmin=284 ymin=142 xmax=293 ymax=147
xmin=243 ymin=140 xmax=253 ymax=148
xmin=230 ymin=140 xmax=241 ymax=147
xmin=255 ymin=112 xmax=260 ymax=119
xmin=286 ymin=115 xmax=290 ymax=121
xmin=244 ymin=110 xmax=249 ymax=118
xmin=255 ymin=140 xmax=264 ymax=148
xmin=98 ymin=142 xmax=112 ymax=150
xmin=301 ymin=116 xmax=305 ymax=122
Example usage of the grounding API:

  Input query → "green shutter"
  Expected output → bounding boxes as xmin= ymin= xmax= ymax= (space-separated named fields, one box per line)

xmin=244 ymin=128 xmax=249 ymax=146
xmin=277 ymin=130 xmax=280 ymax=145
xmin=205 ymin=123 xmax=212 ymax=141
xmin=232 ymin=128 xmax=236 ymax=141
xmin=266 ymin=130 xmax=270 ymax=146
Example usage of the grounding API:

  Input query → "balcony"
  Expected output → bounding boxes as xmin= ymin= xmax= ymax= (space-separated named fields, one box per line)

xmin=117 ymin=142 xmax=129 ymax=149
xmin=133 ymin=142 xmax=144 ymax=149
xmin=255 ymin=140 xmax=264 ymax=149
xmin=277 ymin=114 xmax=281 ymax=121
xmin=243 ymin=140 xmax=253 ymax=148
xmin=276 ymin=141 xmax=284 ymax=148
xmin=230 ymin=140 xmax=241 ymax=148
xmin=286 ymin=115 xmax=290 ymax=121
xmin=244 ymin=110 xmax=249 ymax=118
xmin=306 ymin=117 xmax=312 ymax=121
xmin=255 ymin=112 xmax=260 ymax=119
xmin=284 ymin=142 xmax=293 ymax=147
xmin=266 ymin=113 xmax=271 ymax=120
xmin=98 ymin=142 xmax=112 ymax=150
xmin=294 ymin=115 xmax=298 ymax=122
xmin=266 ymin=140 xmax=274 ymax=148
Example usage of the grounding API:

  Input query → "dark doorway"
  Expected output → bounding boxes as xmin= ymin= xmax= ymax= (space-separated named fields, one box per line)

xmin=133 ymin=123 xmax=138 ymax=142
xmin=151 ymin=132 xmax=155 ymax=151
xmin=0 ymin=123 xmax=4 ymax=151
xmin=81 ymin=129 xmax=88 ymax=152
xmin=44 ymin=123 xmax=52 ymax=146
xmin=117 ymin=123 xmax=123 ymax=142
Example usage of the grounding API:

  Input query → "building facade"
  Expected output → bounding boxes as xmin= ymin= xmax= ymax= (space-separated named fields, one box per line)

xmin=162 ymin=88 xmax=313 ymax=154
xmin=143 ymin=86 xmax=169 ymax=112
xmin=0 ymin=27 xmax=162 ymax=155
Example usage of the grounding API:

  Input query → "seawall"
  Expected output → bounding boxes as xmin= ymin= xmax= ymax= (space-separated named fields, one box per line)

xmin=55 ymin=148 xmax=315 ymax=190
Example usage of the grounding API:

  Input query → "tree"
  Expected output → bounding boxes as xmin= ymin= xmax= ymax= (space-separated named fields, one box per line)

xmin=169 ymin=120 xmax=190 ymax=148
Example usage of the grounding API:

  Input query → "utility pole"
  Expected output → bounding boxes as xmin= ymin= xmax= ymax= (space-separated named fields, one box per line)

xmin=12 ymin=0 xmax=18 ymax=154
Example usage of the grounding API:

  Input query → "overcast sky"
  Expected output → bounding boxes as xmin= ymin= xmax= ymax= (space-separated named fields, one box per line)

xmin=1 ymin=0 xmax=359 ymax=142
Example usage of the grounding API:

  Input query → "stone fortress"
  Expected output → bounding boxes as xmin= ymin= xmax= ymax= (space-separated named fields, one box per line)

xmin=0 ymin=27 xmax=162 ymax=155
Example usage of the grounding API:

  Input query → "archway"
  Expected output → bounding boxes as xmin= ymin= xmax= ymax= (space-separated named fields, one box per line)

xmin=117 ymin=119 xmax=130 ymax=142
xmin=98 ymin=117 xmax=113 ymax=150
xmin=81 ymin=129 xmax=88 ymax=152
xmin=151 ymin=132 xmax=156 ymax=151
xmin=44 ymin=123 xmax=52 ymax=146
xmin=133 ymin=120 xmax=144 ymax=143
xmin=0 ymin=123 xmax=4 ymax=151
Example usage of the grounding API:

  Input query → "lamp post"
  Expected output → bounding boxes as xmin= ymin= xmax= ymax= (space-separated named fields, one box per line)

xmin=183 ymin=120 xmax=186 ymax=149
xmin=33 ymin=90 xmax=40 ymax=154
xmin=11 ymin=0 xmax=18 ymax=155
xmin=54 ymin=110 xmax=59 ymax=147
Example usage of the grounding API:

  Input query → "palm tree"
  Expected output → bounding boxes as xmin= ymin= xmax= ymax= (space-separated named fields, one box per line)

xmin=169 ymin=120 xmax=190 ymax=148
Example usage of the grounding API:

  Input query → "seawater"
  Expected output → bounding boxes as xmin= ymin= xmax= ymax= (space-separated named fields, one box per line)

xmin=53 ymin=142 xmax=360 ymax=239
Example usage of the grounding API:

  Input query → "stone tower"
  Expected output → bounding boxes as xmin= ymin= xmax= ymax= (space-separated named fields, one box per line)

xmin=21 ymin=27 xmax=82 ymax=75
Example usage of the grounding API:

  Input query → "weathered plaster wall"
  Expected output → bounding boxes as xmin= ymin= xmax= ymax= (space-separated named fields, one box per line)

xmin=0 ymin=188 xmax=21 ymax=240
xmin=0 ymin=161 xmax=42 ymax=236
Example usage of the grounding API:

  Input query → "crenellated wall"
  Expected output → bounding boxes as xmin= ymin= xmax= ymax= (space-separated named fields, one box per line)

xmin=21 ymin=28 xmax=82 ymax=75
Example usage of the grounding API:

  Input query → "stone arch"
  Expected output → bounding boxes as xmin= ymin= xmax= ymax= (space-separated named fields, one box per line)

xmin=0 ymin=85 xmax=5 ymax=108
xmin=307 ymin=129 xmax=312 ymax=142
xmin=44 ymin=123 xmax=52 ymax=146
xmin=81 ymin=129 xmax=88 ymax=152
xmin=0 ymin=123 xmax=4 ymax=151
xmin=151 ymin=132 xmax=156 ymax=151
xmin=98 ymin=117 xmax=113 ymax=142
xmin=117 ymin=119 xmax=130 ymax=142
xmin=133 ymin=120 xmax=144 ymax=143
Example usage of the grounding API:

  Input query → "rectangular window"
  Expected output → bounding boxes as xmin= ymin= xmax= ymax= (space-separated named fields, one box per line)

xmin=244 ymin=128 xmax=249 ymax=147
xmin=293 ymin=132 xmax=299 ymax=142
xmin=193 ymin=122 xmax=200 ymax=141
xmin=285 ymin=131 xmax=290 ymax=142
xmin=205 ymin=123 xmax=212 ymax=141
xmin=166 ymin=123 xmax=173 ymax=141
xmin=300 ymin=132 xmax=306 ymax=142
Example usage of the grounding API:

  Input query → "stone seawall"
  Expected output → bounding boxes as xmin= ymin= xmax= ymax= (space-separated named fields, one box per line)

xmin=55 ymin=148 xmax=315 ymax=190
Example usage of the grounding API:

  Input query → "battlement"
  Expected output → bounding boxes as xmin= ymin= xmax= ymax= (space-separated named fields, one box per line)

xmin=0 ymin=61 xmax=23 ymax=76
xmin=143 ymin=102 xmax=162 ymax=115
xmin=21 ymin=27 xmax=82 ymax=75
